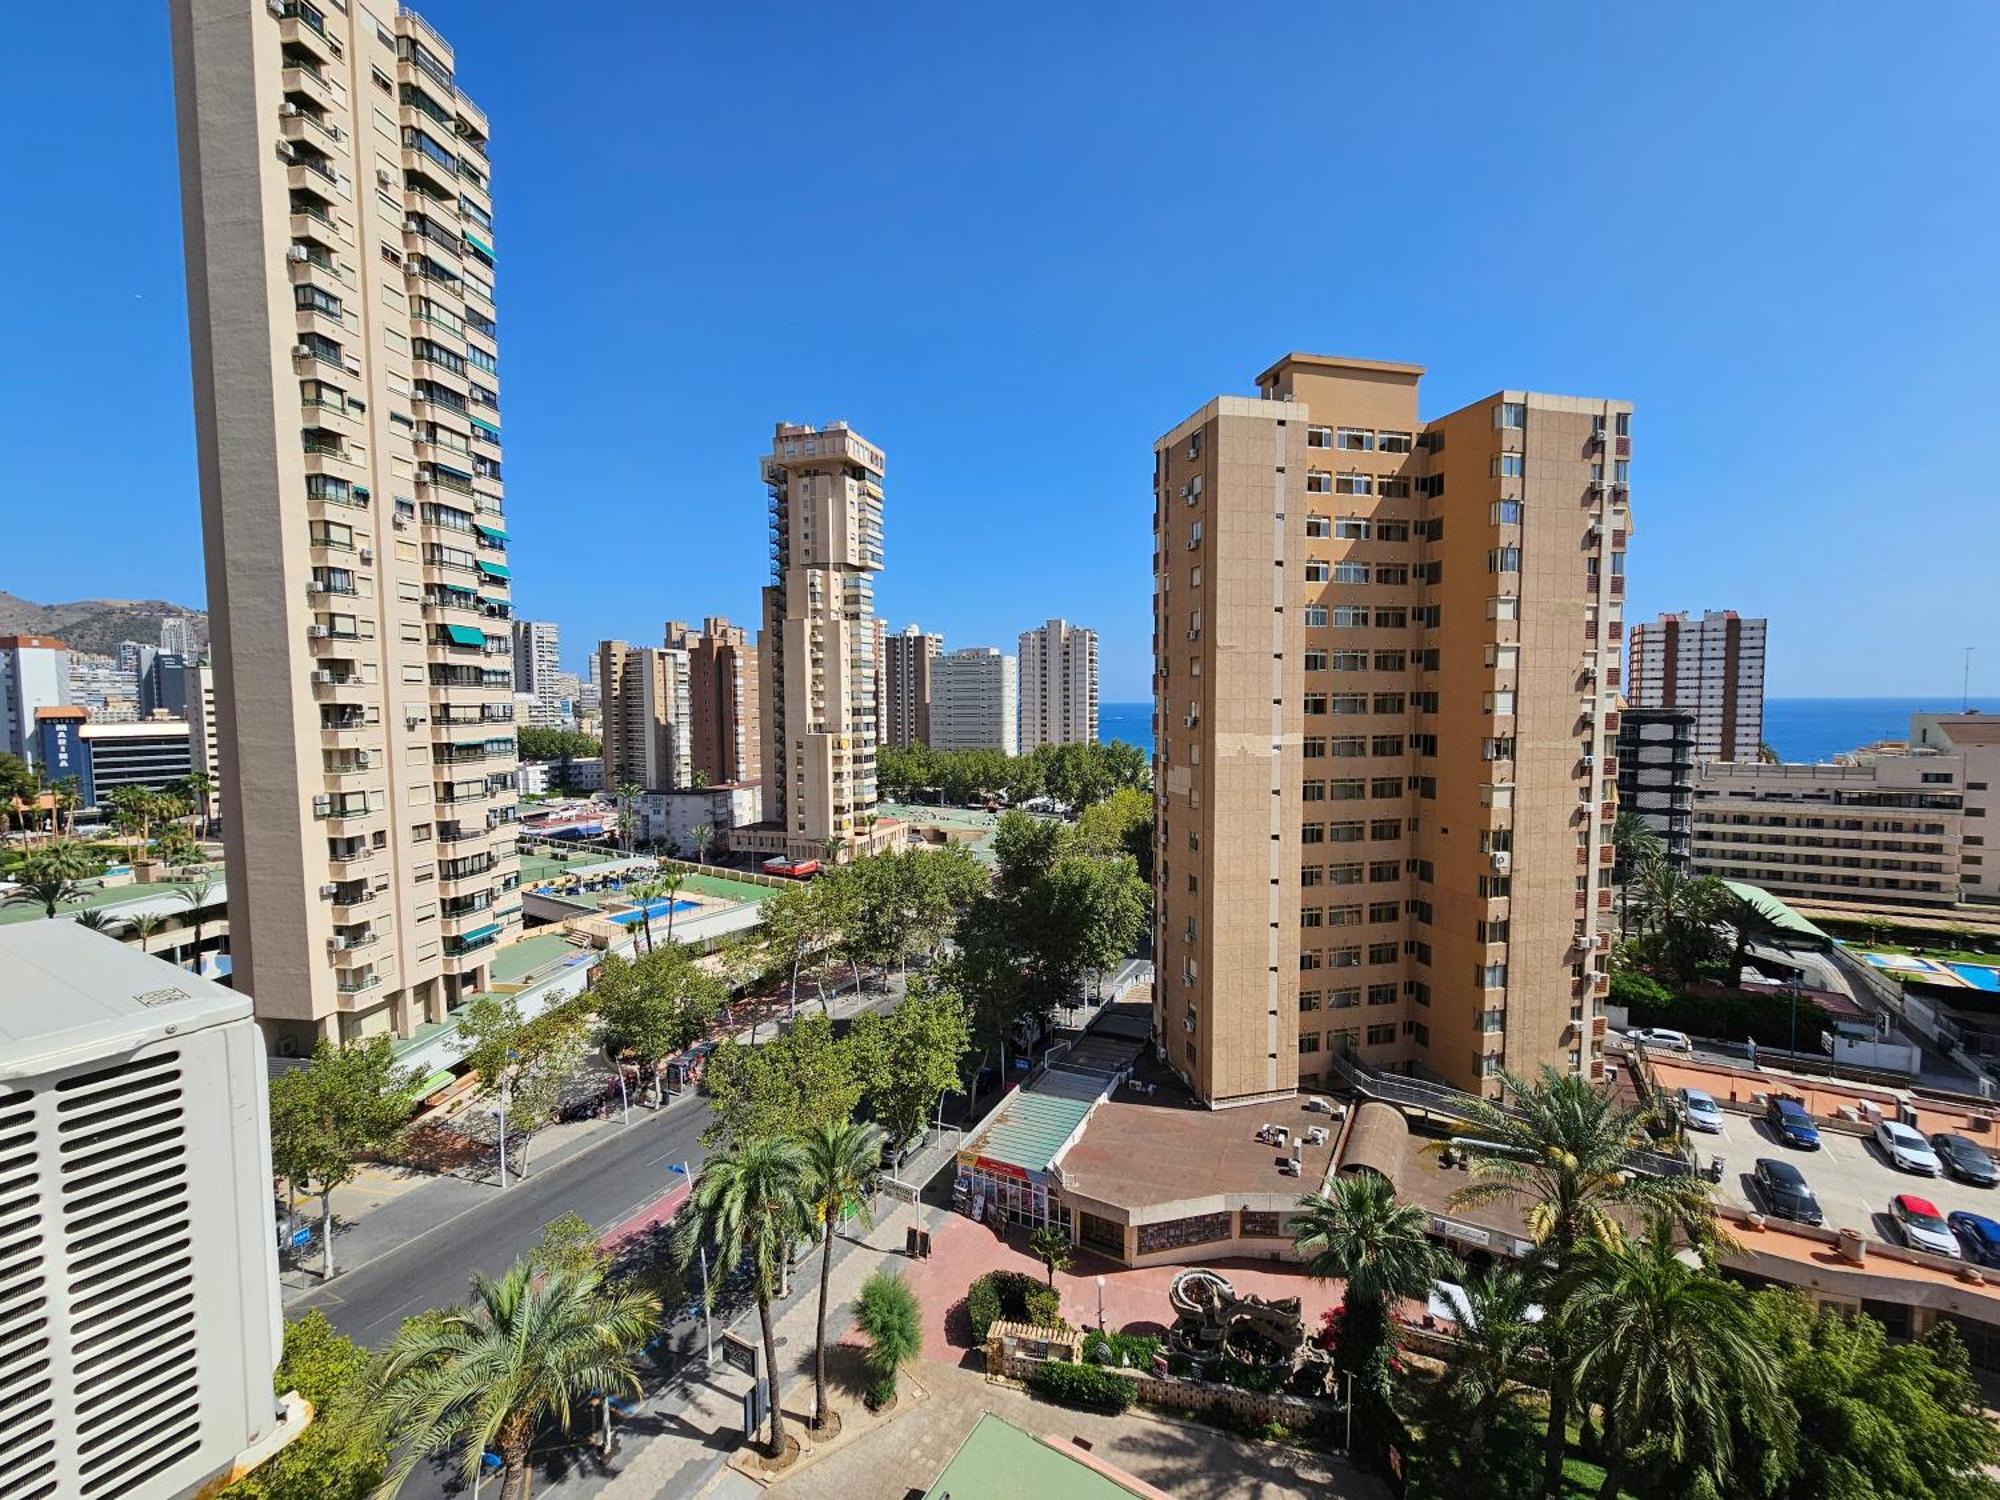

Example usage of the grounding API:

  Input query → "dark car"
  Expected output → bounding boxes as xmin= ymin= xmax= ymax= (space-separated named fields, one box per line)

xmin=1931 ymin=1133 xmax=2000 ymax=1187
xmin=1753 ymin=1158 xmax=1824 ymax=1226
xmin=1765 ymin=1096 xmax=1821 ymax=1150
xmin=1950 ymin=1211 xmax=2000 ymax=1267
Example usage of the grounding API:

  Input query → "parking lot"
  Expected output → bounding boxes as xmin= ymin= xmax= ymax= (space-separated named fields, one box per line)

xmin=1687 ymin=1102 xmax=2000 ymax=1250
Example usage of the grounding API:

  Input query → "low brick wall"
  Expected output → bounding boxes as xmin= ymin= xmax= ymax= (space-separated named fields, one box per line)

xmin=985 ymin=1322 xmax=1334 ymax=1430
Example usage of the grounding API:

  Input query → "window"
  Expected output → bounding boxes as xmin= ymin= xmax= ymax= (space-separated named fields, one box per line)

xmin=1488 ymin=547 xmax=1521 ymax=573
xmin=1305 ymin=515 xmax=1332 ymax=538
xmin=1305 ymin=561 xmax=1331 ymax=583
xmin=1495 ymin=402 xmax=1526 ymax=429
xmin=1331 ymin=737 xmax=1367 ymax=757
xmin=1301 ymin=908 xmax=1323 ymax=928
xmin=1368 ymin=861 xmax=1400 ymax=884
xmin=1331 ymin=607 xmax=1369 ymax=628
xmin=1366 ymin=1024 xmax=1397 ymax=1046
xmin=1329 ymin=905 xmax=1363 ymax=926
xmin=1333 ymin=562 xmax=1370 ymax=584
xmin=1306 ymin=470 xmax=1333 ymax=493
xmin=1303 ymin=736 xmax=1328 ymax=758
xmin=1376 ymin=520 xmax=1411 ymax=541
xmin=1615 ymin=412 xmax=1631 ymax=437
xmin=1329 ymin=820 xmax=1364 ymax=842
xmin=1491 ymin=500 xmax=1522 ymax=525
xmin=1492 ymin=453 xmax=1526 ymax=479
xmin=1302 ymin=866 xmax=1324 ymax=886
xmin=1379 ymin=431 xmax=1413 ymax=454
xmin=1332 ymin=652 xmax=1369 ymax=671
xmin=1373 ymin=608 xmax=1407 ymax=628
xmin=1490 ymin=596 xmax=1520 ymax=621
xmin=1331 ymin=947 xmax=1362 ymax=968
xmin=1332 ymin=779 xmax=1367 ymax=800
xmin=1373 ymin=650 xmax=1406 ymax=671
xmin=1187 ymin=520 xmax=1203 ymax=548
xmin=1377 ymin=476 xmax=1412 ymax=499
xmin=1303 ymin=694 xmax=1328 ymax=715
xmin=1485 ymin=691 xmax=1516 ymax=716
xmin=1476 ymin=962 xmax=1508 ymax=988
xmin=1336 ymin=428 xmax=1375 ymax=452
xmin=1331 ymin=988 xmax=1362 ymax=1010
xmin=1371 ymin=735 xmax=1404 ymax=756
xmin=1329 ymin=866 xmax=1363 ymax=888
xmin=1300 ymin=991 xmax=1322 ymax=1012
xmin=1367 ymin=983 xmax=1398 ymax=1006
xmin=1369 ymin=901 xmax=1400 ymax=923
xmin=1336 ymin=472 xmax=1374 ymax=495
xmin=1335 ymin=518 xmax=1371 ymax=540
xmin=1615 ymin=459 xmax=1631 ymax=482
xmin=1302 ymin=781 xmax=1327 ymax=802
xmin=1304 ymin=649 xmax=1329 ymax=672
xmin=1332 ymin=694 xmax=1368 ymax=714
xmin=1370 ymin=818 xmax=1401 ymax=840
xmin=1307 ymin=426 xmax=1333 ymax=448
xmin=1372 ymin=693 xmax=1406 ymax=713
xmin=1375 ymin=565 xmax=1409 ymax=585
xmin=1304 ymin=605 xmax=1328 ymax=627
xmin=1370 ymin=776 xmax=1403 ymax=798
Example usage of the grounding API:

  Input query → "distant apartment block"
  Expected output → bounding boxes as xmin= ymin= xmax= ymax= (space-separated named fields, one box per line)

xmin=883 ymin=623 xmax=942 ymax=749
xmin=174 ymin=1 xmax=520 ymax=1051
xmin=511 ymin=619 xmax=563 ymax=726
xmin=1156 ymin=353 xmax=1630 ymax=1105
xmin=666 ymin=616 xmax=760 ymax=786
xmin=597 ymin=640 xmax=692 ymax=792
xmin=1018 ymin=617 xmax=1098 ymax=750
xmin=1691 ymin=711 xmax=2000 ymax=912
xmin=1628 ymin=609 xmax=1765 ymax=762
xmin=740 ymin=421 xmax=900 ymax=864
xmin=35 ymin=711 xmax=195 ymax=810
xmin=159 ymin=611 xmax=199 ymax=658
xmin=141 ymin=650 xmax=190 ymax=719
xmin=1616 ymin=707 xmax=1695 ymax=875
xmin=933 ymin=648 xmax=1019 ymax=755
xmin=190 ymin=653 xmax=222 ymax=800
xmin=68 ymin=651 xmax=140 ymax=723
xmin=1 ymin=635 xmax=72 ymax=767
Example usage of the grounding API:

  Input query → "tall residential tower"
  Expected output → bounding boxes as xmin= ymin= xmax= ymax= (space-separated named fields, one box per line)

xmin=1154 ymin=354 xmax=1629 ymax=1105
xmin=511 ymin=619 xmax=562 ymax=726
xmin=883 ymin=624 xmax=942 ymax=749
xmin=174 ymin=0 xmax=520 ymax=1051
xmin=597 ymin=640 xmax=692 ymax=792
xmin=932 ymin=648 xmax=1020 ymax=755
xmin=1018 ymin=617 xmax=1098 ymax=750
xmin=1627 ymin=610 xmax=1766 ymax=762
xmin=665 ymin=617 xmax=761 ymax=787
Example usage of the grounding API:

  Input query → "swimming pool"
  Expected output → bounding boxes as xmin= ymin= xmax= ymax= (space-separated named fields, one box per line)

xmin=607 ymin=899 xmax=699 ymax=928
xmin=1946 ymin=963 xmax=2000 ymax=993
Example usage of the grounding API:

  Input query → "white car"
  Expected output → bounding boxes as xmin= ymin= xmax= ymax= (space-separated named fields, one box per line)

xmin=1626 ymin=1027 xmax=1693 ymax=1053
xmin=1680 ymin=1088 xmax=1725 ymax=1133
xmin=1876 ymin=1120 xmax=1943 ymax=1176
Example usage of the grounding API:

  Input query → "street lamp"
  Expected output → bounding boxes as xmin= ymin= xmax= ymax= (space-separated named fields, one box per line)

xmin=1096 ymin=1275 xmax=1105 ymax=1333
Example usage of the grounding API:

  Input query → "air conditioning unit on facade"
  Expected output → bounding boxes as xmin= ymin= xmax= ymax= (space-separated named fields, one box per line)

xmin=280 ymin=101 xmax=301 ymax=117
xmin=358 ymin=548 xmax=373 ymax=563
xmin=293 ymin=344 xmax=314 ymax=358
xmin=1491 ymin=851 xmax=1512 ymax=873
xmin=319 ymin=884 xmax=338 ymax=898
xmin=287 ymin=244 xmax=309 ymax=262
xmin=307 ymin=624 xmax=330 ymax=639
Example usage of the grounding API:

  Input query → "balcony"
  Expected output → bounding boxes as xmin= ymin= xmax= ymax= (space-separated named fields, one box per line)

xmin=280 ymin=64 xmax=337 ymax=116
xmin=335 ymin=973 xmax=383 ymax=997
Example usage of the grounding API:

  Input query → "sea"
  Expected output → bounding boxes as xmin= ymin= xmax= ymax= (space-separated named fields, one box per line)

xmin=1098 ymin=697 xmax=2000 ymax=766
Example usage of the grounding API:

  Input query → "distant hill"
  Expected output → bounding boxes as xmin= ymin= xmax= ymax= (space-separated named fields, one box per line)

xmin=0 ymin=591 xmax=209 ymax=658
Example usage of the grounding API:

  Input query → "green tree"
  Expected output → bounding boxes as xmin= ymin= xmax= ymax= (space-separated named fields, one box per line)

xmin=658 ymin=866 xmax=687 ymax=942
xmin=1433 ymin=1264 xmax=1545 ymax=1496
xmin=154 ymin=822 xmax=200 ymax=869
xmin=595 ymin=944 xmax=726 ymax=1106
xmin=798 ymin=1118 xmax=883 ymax=1431
xmin=528 ymin=1212 xmax=609 ymax=1280
xmin=125 ymin=908 xmax=166 ymax=955
xmin=1612 ymin=809 xmax=1663 ymax=876
xmin=106 ymin=784 xmax=165 ymax=860
xmin=614 ymin=781 xmax=642 ymax=851
xmin=0 ymin=749 xmax=36 ymax=828
xmin=458 ymin=995 xmax=591 ymax=1177
xmin=691 ymin=822 xmax=715 ymax=864
xmin=1631 ymin=864 xmax=1731 ymax=983
xmin=677 ymin=1137 xmax=812 ymax=1458
xmin=74 ymin=908 xmax=118 ymax=933
xmin=1563 ymin=1221 xmax=1784 ymax=1500
xmin=758 ymin=880 xmax=827 ymax=1014
xmin=172 ymin=876 xmax=223 ymax=973
xmin=517 ymin=726 xmax=601 ymax=763
xmin=1076 ymin=785 xmax=1155 ymax=878
xmin=700 ymin=1010 xmax=862 ymax=1147
xmin=1449 ymin=1067 xmax=1713 ymax=1499
xmin=854 ymin=1268 xmax=922 ymax=1409
xmin=223 ymin=1311 xmax=386 ymax=1500
xmin=371 ymin=1260 xmax=659 ymax=1500
xmin=1028 ymin=1225 xmax=1073 ymax=1287
xmin=49 ymin=773 xmax=82 ymax=838
xmin=848 ymin=982 xmax=971 ymax=1152
xmin=1719 ymin=888 xmax=1787 ymax=988
xmin=3 ymin=837 xmax=97 ymax=917
xmin=1292 ymin=1173 xmax=1450 ymax=1393
xmin=268 ymin=1039 xmax=420 ymax=1277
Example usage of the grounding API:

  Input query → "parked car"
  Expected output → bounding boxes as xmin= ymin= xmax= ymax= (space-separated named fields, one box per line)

xmin=1931 ymin=1133 xmax=2000 ymax=1187
xmin=1891 ymin=1194 xmax=1962 ymax=1258
xmin=1875 ymin=1120 xmax=1943 ymax=1176
xmin=1626 ymin=1027 xmax=1693 ymax=1053
xmin=1680 ymin=1088 xmax=1725 ymax=1134
xmin=1950 ymin=1211 xmax=2000 ymax=1267
xmin=1752 ymin=1158 xmax=1824 ymax=1226
xmin=1765 ymin=1096 xmax=1821 ymax=1150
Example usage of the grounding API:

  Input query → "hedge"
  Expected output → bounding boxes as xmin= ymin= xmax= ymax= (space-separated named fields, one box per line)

xmin=1622 ymin=984 xmax=1830 ymax=1053
xmin=1085 ymin=1331 xmax=1162 ymax=1368
xmin=1027 ymin=1359 xmax=1134 ymax=1413
xmin=967 ymin=1269 xmax=1048 ymax=1343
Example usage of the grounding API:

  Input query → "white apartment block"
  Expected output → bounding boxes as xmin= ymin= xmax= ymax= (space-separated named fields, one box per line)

xmin=174 ymin=0 xmax=520 ymax=1052
xmin=1018 ymin=616 xmax=1097 ymax=750
xmin=932 ymin=647 xmax=1019 ymax=755
xmin=512 ymin=618 xmax=562 ymax=725
xmin=1627 ymin=609 xmax=1766 ymax=762
xmin=1 ymin=635 xmax=72 ymax=767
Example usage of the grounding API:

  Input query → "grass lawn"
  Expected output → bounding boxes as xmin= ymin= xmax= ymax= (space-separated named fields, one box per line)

xmin=1854 ymin=940 xmax=2000 ymax=968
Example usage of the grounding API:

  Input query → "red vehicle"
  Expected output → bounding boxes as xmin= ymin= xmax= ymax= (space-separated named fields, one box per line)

xmin=762 ymin=856 xmax=821 ymax=880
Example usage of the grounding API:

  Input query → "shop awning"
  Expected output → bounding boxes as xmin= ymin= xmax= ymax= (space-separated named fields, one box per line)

xmin=464 ymin=230 xmax=495 ymax=258
xmin=458 ymin=922 xmax=501 ymax=944
xmin=476 ymin=560 xmax=510 ymax=580
xmin=443 ymin=624 xmax=486 ymax=648
xmin=474 ymin=522 xmax=508 ymax=543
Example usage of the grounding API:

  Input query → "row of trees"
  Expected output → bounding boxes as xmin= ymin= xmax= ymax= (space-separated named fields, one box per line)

xmin=1612 ymin=810 xmax=1790 ymax=984
xmin=0 ymin=752 xmax=216 ymax=852
xmin=875 ymin=738 xmax=1148 ymax=809
xmin=1293 ymin=1066 xmax=2000 ymax=1499
xmin=516 ymin=726 xmax=601 ymax=764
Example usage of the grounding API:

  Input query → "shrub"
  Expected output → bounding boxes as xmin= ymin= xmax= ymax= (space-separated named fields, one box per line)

xmin=1609 ymin=967 xmax=1675 ymax=1010
xmin=1025 ymin=1285 xmax=1064 ymax=1329
xmin=966 ymin=1269 xmax=1044 ymax=1343
xmin=1027 ymin=1359 xmax=1134 ymax=1413
xmin=1086 ymin=1331 xmax=1162 ymax=1368
xmin=1213 ymin=1357 xmax=1283 ymax=1394
xmin=855 ymin=1268 xmax=922 ymax=1408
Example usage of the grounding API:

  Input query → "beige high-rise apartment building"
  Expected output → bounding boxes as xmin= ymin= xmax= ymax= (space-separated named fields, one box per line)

xmin=174 ymin=0 xmax=520 ymax=1052
xmin=932 ymin=648 xmax=1020 ymax=755
xmin=739 ymin=422 xmax=900 ymax=865
xmin=665 ymin=616 xmax=760 ymax=786
xmin=1628 ymin=610 xmax=1766 ymax=762
xmin=511 ymin=619 xmax=562 ymax=726
xmin=1155 ymin=354 xmax=1630 ymax=1105
xmin=598 ymin=640 xmax=692 ymax=792
xmin=883 ymin=624 xmax=942 ymax=749
xmin=1019 ymin=617 xmax=1098 ymax=750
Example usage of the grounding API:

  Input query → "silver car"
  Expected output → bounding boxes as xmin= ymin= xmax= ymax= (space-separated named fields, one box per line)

xmin=1680 ymin=1088 xmax=1725 ymax=1134
xmin=1876 ymin=1120 xmax=1943 ymax=1176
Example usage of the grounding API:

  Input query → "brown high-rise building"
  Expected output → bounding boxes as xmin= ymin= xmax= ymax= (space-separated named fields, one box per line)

xmin=883 ymin=624 xmax=942 ymax=749
xmin=1628 ymin=610 xmax=1767 ymax=762
xmin=173 ymin=0 xmax=519 ymax=1050
xmin=1154 ymin=354 xmax=1630 ymax=1105
xmin=598 ymin=640 xmax=691 ymax=792
xmin=666 ymin=616 xmax=760 ymax=786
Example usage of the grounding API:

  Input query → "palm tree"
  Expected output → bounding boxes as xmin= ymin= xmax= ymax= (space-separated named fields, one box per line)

xmin=173 ymin=878 xmax=221 ymax=975
xmin=659 ymin=867 xmax=687 ymax=943
xmin=49 ymin=775 xmax=81 ymax=838
xmin=691 ymin=823 xmax=715 ymax=866
xmin=1561 ymin=1221 xmax=1781 ymax=1500
xmin=180 ymin=770 xmax=216 ymax=838
xmin=74 ymin=909 xmax=117 ymax=933
xmin=3 ymin=839 xmax=95 ymax=918
xmin=615 ymin=782 xmax=642 ymax=852
xmin=1631 ymin=863 xmax=1729 ymax=982
xmin=1436 ymin=1264 xmax=1544 ymax=1493
xmin=1719 ymin=888 xmax=1784 ymax=987
xmin=371 ymin=1259 xmax=660 ymax=1500
xmin=679 ymin=1137 xmax=812 ymax=1458
xmin=1292 ymin=1171 xmax=1450 ymax=1391
xmin=1448 ymin=1067 xmax=1713 ymax=1499
xmin=126 ymin=909 xmax=166 ymax=956
xmin=626 ymin=879 xmax=663 ymax=953
xmin=820 ymin=834 xmax=844 ymax=868
xmin=797 ymin=1119 xmax=883 ymax=1433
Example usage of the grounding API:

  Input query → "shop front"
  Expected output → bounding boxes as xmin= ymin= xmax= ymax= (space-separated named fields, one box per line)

xmin=954 ymin=1150 xmax=1071 ymax=1233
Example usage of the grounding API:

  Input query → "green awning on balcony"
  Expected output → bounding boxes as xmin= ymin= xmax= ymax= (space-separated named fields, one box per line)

xmin=458 ymin=921 xmax=501 ymax=943
xmin=464 ymin=230 xmax=495 ymax=258
xmin=443 ymin=623 xmax=486 ymax=648
xmin=476 ymin=560 xmax=510 ymax=580
xmin=468 ymin=415 xmax=501 ymax=436
xmin=474 ymin=522 xmax=508 ymax=543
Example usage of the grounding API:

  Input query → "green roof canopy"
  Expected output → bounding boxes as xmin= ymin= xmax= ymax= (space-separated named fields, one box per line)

xmin=468 ymin=415 xmax=501 ymax=436
xmin=464 ymin=230 xmax=495 ymax=258
xmin=965 ymin=1068 xmax=1104 ymax=1177
xmin=443 ymin=623 xmax=486 ymax=648
xmin=476 ymin=560 xmax=510 ymax=580
xmin=474 ymin=522 xmax=508 ymax=543
xmin=922 ymin=1415 xmax=1138 ymax=1500
xmin=1721 ymin=879 xmax=1833 ymax=948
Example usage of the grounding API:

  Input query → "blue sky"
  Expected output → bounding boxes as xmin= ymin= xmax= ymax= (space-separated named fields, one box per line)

xmin=3 ymin=3 xmax=1996 ymax=700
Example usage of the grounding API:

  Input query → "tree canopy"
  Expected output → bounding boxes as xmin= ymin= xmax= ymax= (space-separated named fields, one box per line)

xmin=516 ymin=726 xmax=601 ymax=763
xmin=875 ymin=739 xmax=1148 ymax=808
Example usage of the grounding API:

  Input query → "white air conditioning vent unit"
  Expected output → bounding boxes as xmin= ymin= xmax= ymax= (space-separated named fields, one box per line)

xmin=293 ymin=344 xmax=313 ymax=358
xmin=330 ymin=935 xmax=350 ymax=951
xmin=392 ymin=514 xmax=409 ymax=529
xmin=287 ymin=244 xmax=310 ymax=262
xmin=319 ymin=884 xmax=338 ymax=898
xmin=405 ymin=217 xmax=422 ymax=233
xmin=307 ymin=624 xmax=330 ymax=639
xmin=1580 ymin=664 xmax=1597 ymax=680
xmin=358 ymin=547 xmax=374 ymax=563
xmin=266 ymin=0 xmax=286 ymax=14
xmin=280 ymin=101 xmax=301 ymax=117
xmin=376 ymin=167 xmax=394 ymax=187
xmin=0 ymin=924 xmax=289 ymax=1500
xmin=1491 ymin=851 xmax=1512 ymax=873
xmin=1580 ymin=754 xmax=1595 ymax=770
xmin=311 ymin=671 xmax=334 ymax=685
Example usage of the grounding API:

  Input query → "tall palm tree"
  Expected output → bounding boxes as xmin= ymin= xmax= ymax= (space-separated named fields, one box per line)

xmin=126 ymin=909 xmax=166 ymax=955
xmin=678 ymin=1137 xmax=812 ymax=1458
xmin=659 ymin=867 xmax=687 ymax=944
xmin=173 ymin=878 xmax=221 ymax=975
xmin=1448 ymin=1067 xmax=1713 ymax=1499
xmin=1718 ymin=888 xmax=1784 ymax=987
xmin=691 ymin=823 xmax=715 ymax=866
xmin=820 ymin=834 xmax=844 ymax=868
xmin=180 ymin=770 xmax=216 ymax=838
xmin=73 ymin=909 xmax=117 ymax=933
xmin=797 ymin=1119 xmax=884 ymax=1432
xmin=626 ymin=879 xmax=663 ymax=953
xmin=1561 ymin=1221 xmax=1782 ymax=1500
xmin=1292 ymin=1171 xmax=1450 ymax=1391
xmin=615 ymin=782 xmax=642 ymax=852
xmin=371 ymin=1259 xmax=660 ymax=1500
xmin=1436 ymin=1264 xmax=1544 ymax=1493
